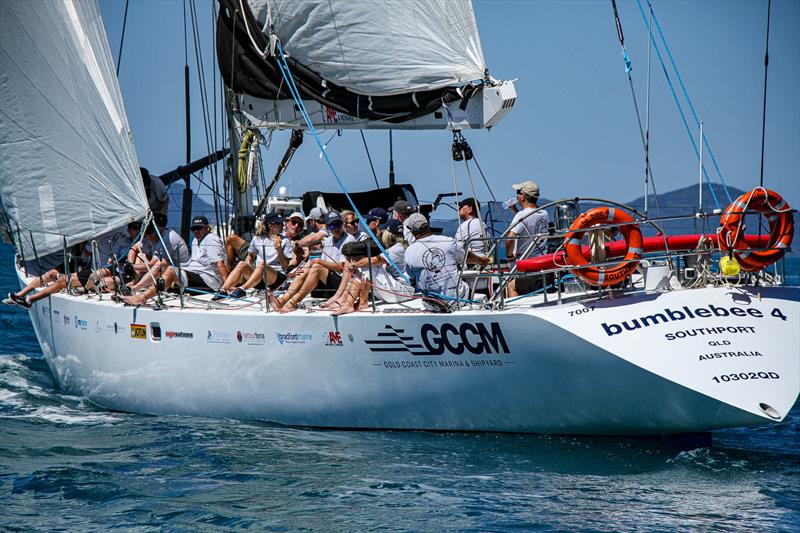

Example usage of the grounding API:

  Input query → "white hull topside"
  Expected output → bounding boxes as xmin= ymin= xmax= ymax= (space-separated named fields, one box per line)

xmin=20 ymin=269 xmax=800 ymax=435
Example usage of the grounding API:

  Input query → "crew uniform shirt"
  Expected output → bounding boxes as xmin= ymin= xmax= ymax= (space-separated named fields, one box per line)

xmin=151 ymin=228 xmax=189 ymax=265
xmin=384 ymin=243 xmax=406 ymax=280
xmin=321 ymin=232 xmax=355 ymax=264
xmin=404 ymin=235 xmax=467 ymax=303
xmin=455 ymin=217 xmax=488 ymax=256
xmin=251 ymin=234 xmax=293 ymax=273
xmin=509 ymin=208 xmax=549 ymax=258
xmin=181 ymin=232 xmax=226 ymax=289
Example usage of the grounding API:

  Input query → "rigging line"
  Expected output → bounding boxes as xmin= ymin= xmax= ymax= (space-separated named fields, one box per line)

xmin=272 ymin=41 xmax=411 ymax=286
xmin=189 ymin=0 xmax=222 ymax=228
xmin=640 ymin=0 xmax=732 ymax=204
xmin=634 ymin=0 xmax=721 ymax=210
xmin=758 ymin=0 xmax=771 ymax=188
xmin=182 ymin=0 xmax=188 ymax=66
xmin=359 ymin=131 xmax=380 ymax=188
xmin=469 ymin=154 xmax=512 ymax=227
xmin=609 ymin=0 xmax=663 ymax=219
xmin=115 ymin=0 xmax=130 ymax=76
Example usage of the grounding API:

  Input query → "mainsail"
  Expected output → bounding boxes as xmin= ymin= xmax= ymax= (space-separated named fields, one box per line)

xmin=0 ymin=0 xmax=147 ymax=259
xmin=218 ymin=0 xmax=499 ymax=125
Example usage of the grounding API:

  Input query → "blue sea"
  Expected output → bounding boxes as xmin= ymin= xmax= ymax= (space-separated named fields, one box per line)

xmin=1 ymin=243 xmax=798 ymax=531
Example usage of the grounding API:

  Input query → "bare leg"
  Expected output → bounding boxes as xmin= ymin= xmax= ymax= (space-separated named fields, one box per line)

xmin=220 ymin=261 xmax=253 ymax=292
xmin=331 ymin=281 xmax=362 ymax=316
xmin=16 ymin=269 xmax=60 ymax=298
xmin=121 ymin=268 xmax=178 ymax=306
xmin=225 ymin=234 xmax=247 ymax=269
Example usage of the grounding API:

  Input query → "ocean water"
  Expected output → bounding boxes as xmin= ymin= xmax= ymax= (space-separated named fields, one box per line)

xmin=1 ymin=244 xmax=798 ymax=531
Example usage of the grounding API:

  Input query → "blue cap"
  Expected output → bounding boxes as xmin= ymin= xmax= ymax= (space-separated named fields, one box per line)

xmin=382 ymin=218 xmax=404 ymax=235
xmin=325 ymin=211 xmax=343 ymax=225
xmin=264 ymin=212 xmax=284 ymax=225
xmin=365 ymin=207 xmax=388 ymax=224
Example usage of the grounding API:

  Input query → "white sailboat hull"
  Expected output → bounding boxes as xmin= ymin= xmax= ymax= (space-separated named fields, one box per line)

xmin=23 ymin=275 xmax=800 ymax=435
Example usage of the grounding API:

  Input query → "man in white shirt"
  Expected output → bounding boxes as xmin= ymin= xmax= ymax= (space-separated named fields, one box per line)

xmin=505 ymin=180 xmax=552 ymax=296
xmin=403 ymin=213 xmax=488 ymax=311
xmin=454 ymin=197 xmax=488 ymax=257
xmin=342 ymin=210 xmax=369 ymax=241
xmin=391 ymin=200 xmax=416 ymax=244
xmin=122 ymin=215 xmax=229 ymax=305
xmin=270 ymin=211 xmax=353 ymax=312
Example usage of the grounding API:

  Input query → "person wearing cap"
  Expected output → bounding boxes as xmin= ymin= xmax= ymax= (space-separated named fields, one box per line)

xmin=342 ymin=210 xmax=369 ymax=241
xmin=140 ymin=167 xmax=169 ymax=216
xmin=121 ymin=215 xmax=229 ymax=305
xmin=284 ymin=212 xmax=306 ymax=240
xmin=127 ymin=214 xmax=188 ymax=283
xmin=270 ymin=210 xmax=354 ymax=312
xmin=505 ymin=180 xmax=551 ymax=297
xmin=454 ymin=197 xmax=488 ymax=257
xmin=214 ymin=212 xmax=293 ymax=299
xmin=297 ymin=206 xmax=329 ymax=248
xmin=390 ymin=200 xmax=416 ymax=244
xmin=403 ymin=213 xmax=489 ymax=311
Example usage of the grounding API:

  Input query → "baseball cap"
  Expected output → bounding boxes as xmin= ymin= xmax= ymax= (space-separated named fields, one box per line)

xmin=366 ymin=207 xmax=388 ymax=223
xmin=190 ymin=215 xmax=209 ymax=229
xmin=458 ymin=197 xmax=479 ymax=212
xmin=512 ymin=180 xmax=540 ymax=198
xmin=264 ymin=212 xmax=284 ymax=225
xmin=391 ymin=200 xmax=414 ymax=217
xmin=325 ymin=211 xmax=343 ymax=226
xmin=403 ymin=213 xmax=429 ymax=233
xmin=288 ymin=211 xmax=305 ymax=222
xmin=307 ymin=207 xmax=326 ymax=222
xmin=382 ymin=218 xmax=404 ymax=235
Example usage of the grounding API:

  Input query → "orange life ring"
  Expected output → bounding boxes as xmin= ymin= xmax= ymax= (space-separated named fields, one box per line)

xmin=563 ymin=207 xmax=643 ymax=287
xmin=718 ymin=188 xmax=794 ymax=272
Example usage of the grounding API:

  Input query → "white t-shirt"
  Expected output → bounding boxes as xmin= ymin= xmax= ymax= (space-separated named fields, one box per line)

xmin=320 ymin=232 xmax=354 ymax=264
xmin=181 ymin=232 xmax=226 ymax=289
xmin=383 ymin=242 xmax=406 ymax=280
xmin=403 ymin=226 xmax=416 ymax=245
xmin=252 ymin=234 xmax=293 ymax=273
xmin=350 ymin=230 xmax=369 ymax=242
xmin=508 ymin=208 xmax=549 ymax=258
xmin=404 ymin=235 xmax=466 ymax=301
xmin=454 ymin=217 xmax=488 ymax=256
xmin=152 ymin=228 xmax=189 ymax=265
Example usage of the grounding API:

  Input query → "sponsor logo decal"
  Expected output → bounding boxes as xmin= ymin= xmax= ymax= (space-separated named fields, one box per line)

xmin=53 ymin=310 xmax=60 ymax=317
xmin=130 ymin=324 xmax=147 ymax=340
xmin=207 ymin=330 xmax=231 ymax=344
xmin=93 ymin=320 xmax=102 ymax=333
xmin=236 ymin=331 xmax=266 ymax=345
xmin=325 ymin=331 xmax=344 ymax=347
xmin=63 ymin=315 xmax=70 ymax=326
xmin=74 ymin=316 xmax=87 ymax=330
xmin=275 ymin=332 xmax=312 ymax=345
xmin=166 ymin=330 xmax=194 ymax=340
xmin=365 ymin=322 xmax=510 ymax=356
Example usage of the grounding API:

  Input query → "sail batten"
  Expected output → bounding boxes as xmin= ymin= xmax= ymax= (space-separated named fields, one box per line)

xmin=0 ymin=0 xmax=147 ymax=259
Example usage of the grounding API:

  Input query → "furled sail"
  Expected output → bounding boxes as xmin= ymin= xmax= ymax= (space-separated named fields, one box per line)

xmin=0 ymin=0 xmax=147 ymax=259
xmin=217 ymin=0 xmax=489 ymax=123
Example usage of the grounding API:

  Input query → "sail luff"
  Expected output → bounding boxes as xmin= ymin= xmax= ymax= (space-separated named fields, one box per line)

xmin=0 ymin=0 xmax=147 ymax=259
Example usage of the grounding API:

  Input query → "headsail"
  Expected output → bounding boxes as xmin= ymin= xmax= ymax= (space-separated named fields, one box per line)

xmin=0 ymin=0 xmax=147 ymax=259
xmin=218 ymin=0 xmax=516 ymax=130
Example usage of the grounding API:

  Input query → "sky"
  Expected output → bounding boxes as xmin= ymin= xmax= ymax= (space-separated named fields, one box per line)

xmin=99 ymin=0 xmax=800 ymax=217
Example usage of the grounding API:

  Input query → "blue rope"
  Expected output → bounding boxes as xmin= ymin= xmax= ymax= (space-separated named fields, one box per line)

xmin=272 ymin=42 xmax=411 ymax=285
xmin=635 ymin=0 xmax=722 ymax=210
xmin=646 ymin=2 xmax=733 ymax=204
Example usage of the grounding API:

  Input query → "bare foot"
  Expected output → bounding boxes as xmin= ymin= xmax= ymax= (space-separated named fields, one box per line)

xmin=121 ymin=293 xmax=147 ymax=306
xmin=278 ymin=300 xmax=298 ymax=314
xmin=331 ymin=304 xmax=355 ymax=316
xmin=268 ymin=292 xmax=282 ymax=311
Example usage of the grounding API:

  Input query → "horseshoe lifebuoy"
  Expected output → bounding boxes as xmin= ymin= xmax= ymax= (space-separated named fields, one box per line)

xmin=718 ymin=188 xmax=794 ymax=272
xmin=564 ymin=207 xmax=643 ymax=287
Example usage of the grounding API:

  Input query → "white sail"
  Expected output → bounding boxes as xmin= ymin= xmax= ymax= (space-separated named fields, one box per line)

xmin=0 ymin=0 xmax=147 ymax=259
xmin=249 ymin=0 xmax=487 ymax=96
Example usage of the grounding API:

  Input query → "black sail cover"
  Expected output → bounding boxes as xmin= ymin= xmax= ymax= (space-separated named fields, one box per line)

xmin=217 ymin=0 xmax=487 ymax=123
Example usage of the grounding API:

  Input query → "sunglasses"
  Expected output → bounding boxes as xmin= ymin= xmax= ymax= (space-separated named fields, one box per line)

xmin=327 ymin=222 xmax=343 ymax=229
xmin=345 ymin=221 xmax=358 ymax=226
xmin=288 ymin=219 xmax=303 ymax=225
